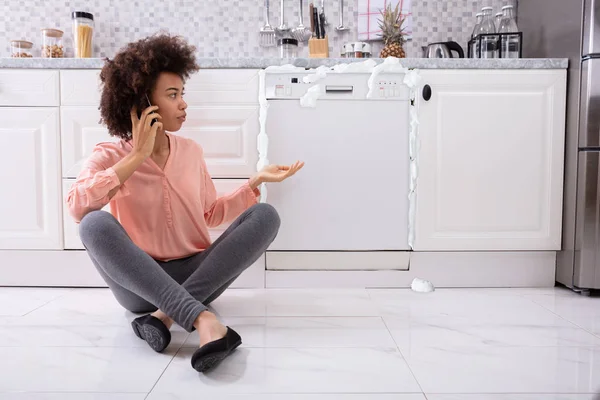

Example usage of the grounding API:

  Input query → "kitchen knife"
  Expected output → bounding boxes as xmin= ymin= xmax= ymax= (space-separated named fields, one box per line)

xmin=309 ymin=2 xmax=315 ymax=37
xmin=313 ymin=6 xmax=321 ymax=39
xmin=319 ymin=9 xmax=326 ymax=38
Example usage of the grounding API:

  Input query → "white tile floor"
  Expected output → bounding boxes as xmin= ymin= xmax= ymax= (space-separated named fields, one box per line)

xmin=0 ymin=286 xmax=599 ymax=399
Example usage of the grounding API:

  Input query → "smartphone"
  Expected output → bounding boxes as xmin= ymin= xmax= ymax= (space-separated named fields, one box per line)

xmin=145 ymin=94 xmax=158 ymax=127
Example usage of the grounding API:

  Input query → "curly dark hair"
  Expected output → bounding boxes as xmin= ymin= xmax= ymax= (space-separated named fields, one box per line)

xmin=99 ymin=33 xmax=200 ymax=139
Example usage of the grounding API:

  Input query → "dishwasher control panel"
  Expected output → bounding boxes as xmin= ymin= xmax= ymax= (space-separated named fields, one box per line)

xmin=265 ymin=72 xmax=411 ymax=101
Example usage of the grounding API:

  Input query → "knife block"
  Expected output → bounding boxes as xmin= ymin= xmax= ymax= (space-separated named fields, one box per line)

xmin=308 ymin=35 xmax=329 ymax=58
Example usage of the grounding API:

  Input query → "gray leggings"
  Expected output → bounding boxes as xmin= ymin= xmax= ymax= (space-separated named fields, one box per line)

xmin=79 ymin=203 xmax=280 ymax=332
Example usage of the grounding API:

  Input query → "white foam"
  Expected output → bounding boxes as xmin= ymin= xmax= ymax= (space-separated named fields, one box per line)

xmin=411 ymin=277 xmax=435 ymax=293
xmin=257 ymin=69 xmax=269 ymax=202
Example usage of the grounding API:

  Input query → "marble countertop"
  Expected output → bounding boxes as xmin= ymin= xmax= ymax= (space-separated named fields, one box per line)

xmin=0 ymin=57 xmax=568 ymax=69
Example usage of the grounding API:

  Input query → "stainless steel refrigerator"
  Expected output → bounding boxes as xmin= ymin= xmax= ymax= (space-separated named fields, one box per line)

xmin=520 ymin=0 xmax=600 ymax=292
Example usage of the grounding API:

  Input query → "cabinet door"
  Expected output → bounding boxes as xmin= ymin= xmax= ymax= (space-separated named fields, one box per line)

xmin=414 ymin=70 xmax=567 ymax=251
xmin=62 ymin=179 xmax=110 ymax=249
xmin=61 ymin=106 xmax=117 ymax=178
xmin=0 ymin=108 xmax=62 ymax=249
xmin=177 ymin=106 xmax=259 ymax=178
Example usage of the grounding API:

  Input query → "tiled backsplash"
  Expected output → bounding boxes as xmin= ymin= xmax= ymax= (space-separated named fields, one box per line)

xmin=2 ymin=0 xmax=516 ymax=59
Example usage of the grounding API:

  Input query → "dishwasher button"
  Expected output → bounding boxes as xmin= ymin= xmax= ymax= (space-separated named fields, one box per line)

xmin=285 ymin=86 xmax=292 ymax=95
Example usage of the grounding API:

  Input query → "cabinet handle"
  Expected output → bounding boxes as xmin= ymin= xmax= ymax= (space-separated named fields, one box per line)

xmin=423 ymin=85 xmax=432 ymax=101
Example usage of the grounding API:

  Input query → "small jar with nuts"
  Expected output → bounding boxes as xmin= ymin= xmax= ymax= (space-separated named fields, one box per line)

xmin=11 ymin=40 xmax=33 ymax=58
xmin=41 ymin=28 xmax=64 ymax=58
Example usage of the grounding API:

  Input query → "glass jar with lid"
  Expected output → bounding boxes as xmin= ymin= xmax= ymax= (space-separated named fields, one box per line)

xmin=278 ymin=38 xmax=299 ymax=58
xmin=72 ymin=11 xmax=94 ymax=58
xmin=41 ymin=28 xmax=64 ymax=58
xmin=11 ymin=40 xmax=33 ymax=58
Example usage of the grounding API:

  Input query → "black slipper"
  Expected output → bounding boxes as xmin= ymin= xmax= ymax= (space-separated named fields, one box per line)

xmin=131 ymin=314 xmax=171 ymax=353
xmin=191 ymin=327 xmax=242 ymax=373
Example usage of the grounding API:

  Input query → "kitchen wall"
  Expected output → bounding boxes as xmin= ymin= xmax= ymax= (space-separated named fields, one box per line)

xmin=2 ymin=0 xmax=516 ymax=59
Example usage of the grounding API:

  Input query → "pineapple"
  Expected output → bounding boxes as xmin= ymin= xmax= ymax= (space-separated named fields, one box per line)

xmin=378 ymin=2 xmax=407 ymax=58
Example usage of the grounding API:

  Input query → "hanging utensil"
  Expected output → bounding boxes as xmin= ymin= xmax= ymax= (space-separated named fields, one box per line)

xmin=260 ymin=0 xmax=276 ymax=47
xmin=292 ymin=0 xmax=313 ymax=42
xmin=335 ymin=0 xmax=349 ymax=31
xmin=275 ymin=0 xmax=291 ymax=36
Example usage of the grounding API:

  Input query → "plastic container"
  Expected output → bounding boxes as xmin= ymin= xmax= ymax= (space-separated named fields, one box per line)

xmin=72 ymin=11 xmax=94 ymax=58
xmin=363 ymin=43 xmax=372 ymax=58
xmin=10 ymin=40 xmax=33 ymax=58
xmin=41 ymin=29 xmax=64 ymax=58
xmin=343 ymin=42 xmax=354 ymax=58
xmin=353 ymin=42 xmax=364 ymax=58
xmin=278 ymin=38 xmax=298 ymax=58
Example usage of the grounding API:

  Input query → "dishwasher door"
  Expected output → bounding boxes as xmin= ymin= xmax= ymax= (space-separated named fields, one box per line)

xmin=265 ymin=98 xmax=411 ymax=251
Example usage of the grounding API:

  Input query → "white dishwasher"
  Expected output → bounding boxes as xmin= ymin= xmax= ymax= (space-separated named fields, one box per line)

xmin=264 ymin=71 xmax=412 ymax=270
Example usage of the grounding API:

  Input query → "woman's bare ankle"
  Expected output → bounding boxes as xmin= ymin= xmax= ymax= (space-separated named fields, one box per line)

xmin=151 ymin=310 xmax=173 ymax=329
xmin=193 ymin=311 xmax=227 ymax=346
xmin=193 ymin=310 xmax=217 ymax=330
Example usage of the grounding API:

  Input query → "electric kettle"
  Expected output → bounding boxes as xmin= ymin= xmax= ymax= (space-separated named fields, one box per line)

xmin=422 ymin=41 xmax=465 ymax=58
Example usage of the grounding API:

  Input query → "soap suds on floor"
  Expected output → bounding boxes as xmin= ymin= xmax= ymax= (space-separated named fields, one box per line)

xmin=411 ymin=277 xmax=435 ymax=292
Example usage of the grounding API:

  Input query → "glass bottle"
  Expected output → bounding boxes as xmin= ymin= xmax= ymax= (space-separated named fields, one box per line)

xmin=477 ymin=7 xmax=498 ymax=58
xmin=470 ymin=13 xmax=483 ymax=58
xmin=499 ymin=5 xmax=520 ymax=58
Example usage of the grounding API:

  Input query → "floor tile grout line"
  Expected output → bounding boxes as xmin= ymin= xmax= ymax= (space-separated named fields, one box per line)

xmin=20 ymin=291 xmax=74 ymax=317
xmin=5 ymin=344 xmax=600 ymax=349
xmin=144 ymin=344 xmax=183 ymax=400
xmin=522 ymin=295 xmax=600 ymax=338
xmin=380 ymin=315 xmax=427 ymax=394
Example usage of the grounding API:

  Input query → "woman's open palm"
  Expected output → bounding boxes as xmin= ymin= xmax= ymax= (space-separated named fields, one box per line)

xmin=259 ymin=161 xmax=305 ymax=183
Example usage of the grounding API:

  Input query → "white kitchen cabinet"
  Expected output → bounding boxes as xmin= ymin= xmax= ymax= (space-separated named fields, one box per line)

xmin=61 ymin=179 xmax=110 ymax=249
xmin=59 ymin=70 xmax=259 ymax=178
xmin=178 ymin=106 xmax=259 ymax=178
xmin=60 ymin=70 xmax=102 ymax=106
xmin=0 ymin=70 xmax=59 ymax=107
xmin=60 ymin=69 xmax=260 ymax=106
xmin=0 ymin=108 xmax=62 ymax=249
xmin=60 ymin=105 xmax=259 ymax=179
xmin=184 ymin=69 xmax=259 ymax=105
xmin=60 ymin=107 xmax=116 ymax=178
xmin=414 ymin=70 xmax=567 ymax=251
xmin=61 ymin=178 xmax=249 ymax=250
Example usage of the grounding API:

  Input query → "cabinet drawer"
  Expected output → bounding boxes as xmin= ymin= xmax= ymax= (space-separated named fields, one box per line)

xmin=0 ymin=70 xmax=59 ymax=106
xmin=59 ymin=69 xmax=259 ymax=106
xmin=185 ymin=69 xmax=259 ymax=104
xmin=60 ymin=70 xmax=102 ymax=106
xmin=62 ymin=178 xmax=250 ymax=249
